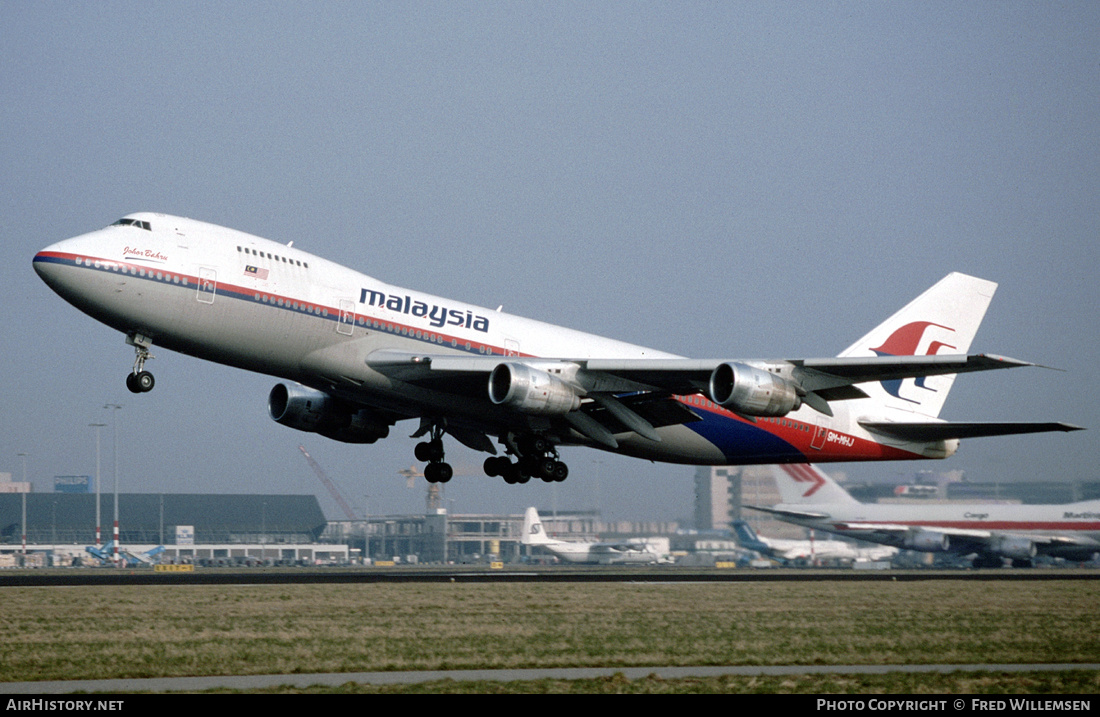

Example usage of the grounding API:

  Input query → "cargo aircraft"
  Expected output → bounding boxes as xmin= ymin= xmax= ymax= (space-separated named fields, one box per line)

xmin=33 ymin=214 xmax=1081 ymax=484
xmin=522 ymin=507 xmax=670 ymax=564
xmin=748 ymin=464 xmax=1100 ymax=567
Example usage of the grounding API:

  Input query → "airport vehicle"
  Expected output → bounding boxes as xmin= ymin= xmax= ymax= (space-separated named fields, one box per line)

xmin=33 ymin=214 xmax=1081 ymax=484
xmin=521 ymin=507 xmax=670 ymax=564
xmin=732 ymin=520 xmax=896 ymax=564
xmin=747 ymin=464 xmax=1100 ymax=567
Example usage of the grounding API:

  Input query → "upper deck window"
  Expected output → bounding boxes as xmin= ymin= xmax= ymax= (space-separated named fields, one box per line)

xmin=111 ymin=218 xmax=151 ymax=231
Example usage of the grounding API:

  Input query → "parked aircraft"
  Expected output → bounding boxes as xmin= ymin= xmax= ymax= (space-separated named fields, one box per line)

xmin=731 ymin=520 xmax=897 ymax=564
xmin=34 ymin=214 xmax=1081 ymax=484
xmin=84 ymin=542 xmax=164 ymax=567
xmin=521 ymin=507 xmax=670 ymax=564
xmin=746 ymin=464 xmax=1100 ymax=567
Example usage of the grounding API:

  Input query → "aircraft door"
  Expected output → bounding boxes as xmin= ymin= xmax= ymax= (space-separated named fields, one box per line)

xmin=811 ymin=416 xmax=828 ymax=450
xmin=197 ymin=267 xmax=217 ymax=304
xmin=337 ymin=299 xmax=355 ymax=336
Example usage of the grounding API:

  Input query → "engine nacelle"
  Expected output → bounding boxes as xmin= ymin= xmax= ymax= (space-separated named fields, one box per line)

xmin=990 ymin=535 xmax=1036 ymax=560
xmin=904 ymin=530 xmax=951 ymax=552
xmin=708 ymin=362 xmax=802 ymax=417
xmin=488 ymin=363 xmax=581 ymax=415
xmin=268 ymin=383 xmax=390 ymax=444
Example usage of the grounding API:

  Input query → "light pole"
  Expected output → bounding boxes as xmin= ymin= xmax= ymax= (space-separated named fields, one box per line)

xmin=89 ymin=423 xmax=106 ymax=548
xmin=104 ymin=404 xmax=122 ymax=566
xmin=17 ymin=453 xmax=28 ymax=559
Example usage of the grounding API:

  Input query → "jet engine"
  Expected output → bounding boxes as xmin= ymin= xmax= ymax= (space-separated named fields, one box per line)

xmin=488 ymin=363 xmax=581 ymax=415
xmin=268 ymin=383 xmax=390 ymax=444
xmin=904 ymin=530 xmax=951 ymax=552
xmin=990 ymin=535 xmax=1037 ymax=560
xmin=708 ymin=362 xmax=802 ymax=417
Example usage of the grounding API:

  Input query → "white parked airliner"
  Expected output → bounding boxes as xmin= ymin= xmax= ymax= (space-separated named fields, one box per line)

xmin=731 ymin=520 xmax=897 ymax=564
xmin=33 ymin=214 xmax=1081 ymax=484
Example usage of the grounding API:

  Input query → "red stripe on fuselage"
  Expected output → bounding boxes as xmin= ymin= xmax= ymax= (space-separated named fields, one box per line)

xmin=838 ymin=520 xmax=1100 ymax=532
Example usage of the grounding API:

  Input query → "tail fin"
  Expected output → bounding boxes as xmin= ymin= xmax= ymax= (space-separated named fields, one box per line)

xmin=773 ymin=464 xmax=861 ymax=505
xmin=732 ymin=521 xmax=767 ymax=550
xmin=838 ymin=272 xmax=997 ymax=418
xmin=522 ymin=507 xmax=553 ymax=546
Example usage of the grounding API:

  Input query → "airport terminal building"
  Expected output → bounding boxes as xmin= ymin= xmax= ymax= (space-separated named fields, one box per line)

xmin=0 ymin=491 xmax=678 ymax=566
xmin=0 ymin=493 xmax=347 ymax=566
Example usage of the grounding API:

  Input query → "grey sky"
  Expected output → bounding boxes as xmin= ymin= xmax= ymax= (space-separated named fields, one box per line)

xmin=2 ymin=3 xmax=1097 ymax=522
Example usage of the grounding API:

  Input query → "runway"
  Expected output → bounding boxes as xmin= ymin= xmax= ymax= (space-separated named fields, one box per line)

xmin=1 ymin=566 xmax=1097 ymax=587
xmin=3 ymin=662 xmax=1098 ymax=694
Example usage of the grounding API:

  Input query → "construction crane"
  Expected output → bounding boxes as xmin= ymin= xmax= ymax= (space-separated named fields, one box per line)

xmin=399 ymin=463 xmax=476 ymax=513
xmin=299 ymin=445 xmax=359 ymax=520
xmin=398 ymin=465 xmax=443 ymax=513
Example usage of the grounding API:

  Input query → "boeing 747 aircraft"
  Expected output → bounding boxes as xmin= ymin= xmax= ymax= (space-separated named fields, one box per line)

xmin=748 ymin=464 xmax=1100 ymax=567
xmin=33 ymin=214 xmax=1081 ymax=484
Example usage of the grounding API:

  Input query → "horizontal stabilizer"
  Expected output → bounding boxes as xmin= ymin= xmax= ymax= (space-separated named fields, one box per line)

xmin=743 ymin=504 xmax=831 ymax=521
xmin=859 ymin=420 xmax=1085 ymax=442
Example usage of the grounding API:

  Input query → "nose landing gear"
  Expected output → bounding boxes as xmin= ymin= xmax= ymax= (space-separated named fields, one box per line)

xmin=125 ymin=333 xmax=155 ymax=394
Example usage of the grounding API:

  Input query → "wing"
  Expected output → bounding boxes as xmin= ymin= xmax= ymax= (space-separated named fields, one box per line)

xmin=363 ymin=349 xmax=1075 ymax=448
xmin=367 ymin=350 xmax=1039 ymax=401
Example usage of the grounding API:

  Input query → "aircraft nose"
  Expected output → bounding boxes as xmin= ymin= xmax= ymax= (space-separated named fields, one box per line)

xmin=33 ymin=232 xmax=105 ymax=300
xmin=33 ymin=239 xmax=74 ymax=286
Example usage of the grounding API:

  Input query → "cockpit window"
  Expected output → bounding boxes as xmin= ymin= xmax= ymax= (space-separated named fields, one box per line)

xmin=111 ymin=218 xmax=152 ymax=231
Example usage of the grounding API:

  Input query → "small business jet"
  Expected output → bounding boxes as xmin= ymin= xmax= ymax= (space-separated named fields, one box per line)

xmin=521 ymin=507 xmax=670 ymax=564
xmin=731 ymin=520 xmax=897 ymax=565
xmin=747 ymin=464 xmax=1100 ymax=567
xmin=33 ymin=214 xmax=1081 ymax=484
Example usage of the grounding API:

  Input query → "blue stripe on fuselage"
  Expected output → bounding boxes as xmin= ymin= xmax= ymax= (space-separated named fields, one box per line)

xmin=684 ymin=407 xmax=806 ymax=463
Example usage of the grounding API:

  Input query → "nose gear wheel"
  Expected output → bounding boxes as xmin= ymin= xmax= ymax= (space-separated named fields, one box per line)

xmin=125 ymin=333 xmax=156 ymax=394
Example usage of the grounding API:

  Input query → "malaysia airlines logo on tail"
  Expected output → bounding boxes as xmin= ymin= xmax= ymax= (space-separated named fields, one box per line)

xmin=778 ymin=464 xmax=827 ymax=498
xmin=872 ymin=321 xmax=957 ymax=404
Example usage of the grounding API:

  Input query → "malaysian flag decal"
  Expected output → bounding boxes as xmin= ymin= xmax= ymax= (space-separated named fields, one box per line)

xmin=244 ymin=265 xmax=269 ymax=280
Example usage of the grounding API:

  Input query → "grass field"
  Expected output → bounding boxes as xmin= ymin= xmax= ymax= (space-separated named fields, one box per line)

xmin=1 ymin=577 xmax=1097 ymax=693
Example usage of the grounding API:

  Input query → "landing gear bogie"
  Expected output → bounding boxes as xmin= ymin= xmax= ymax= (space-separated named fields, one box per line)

xmin=424 ymin=461 xmax=453 ymax=484
xmin=486 ymin=435 xmax=569 ymax=484
xmin=415 ymin=427 xmax=452 ymax=484
xmin=415 ymin=439 xmax=445 ymax=463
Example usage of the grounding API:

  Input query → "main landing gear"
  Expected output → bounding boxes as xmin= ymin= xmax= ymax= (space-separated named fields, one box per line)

xmin=411 ymin=424 xmax=570 ymax=485
xmin=413 ymin=423 xmax=453 ymax=484
xmin=483 ymin=435 xmax=568 ymax=485
xmin=125 ymin=333 xmax=155 ymax=394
